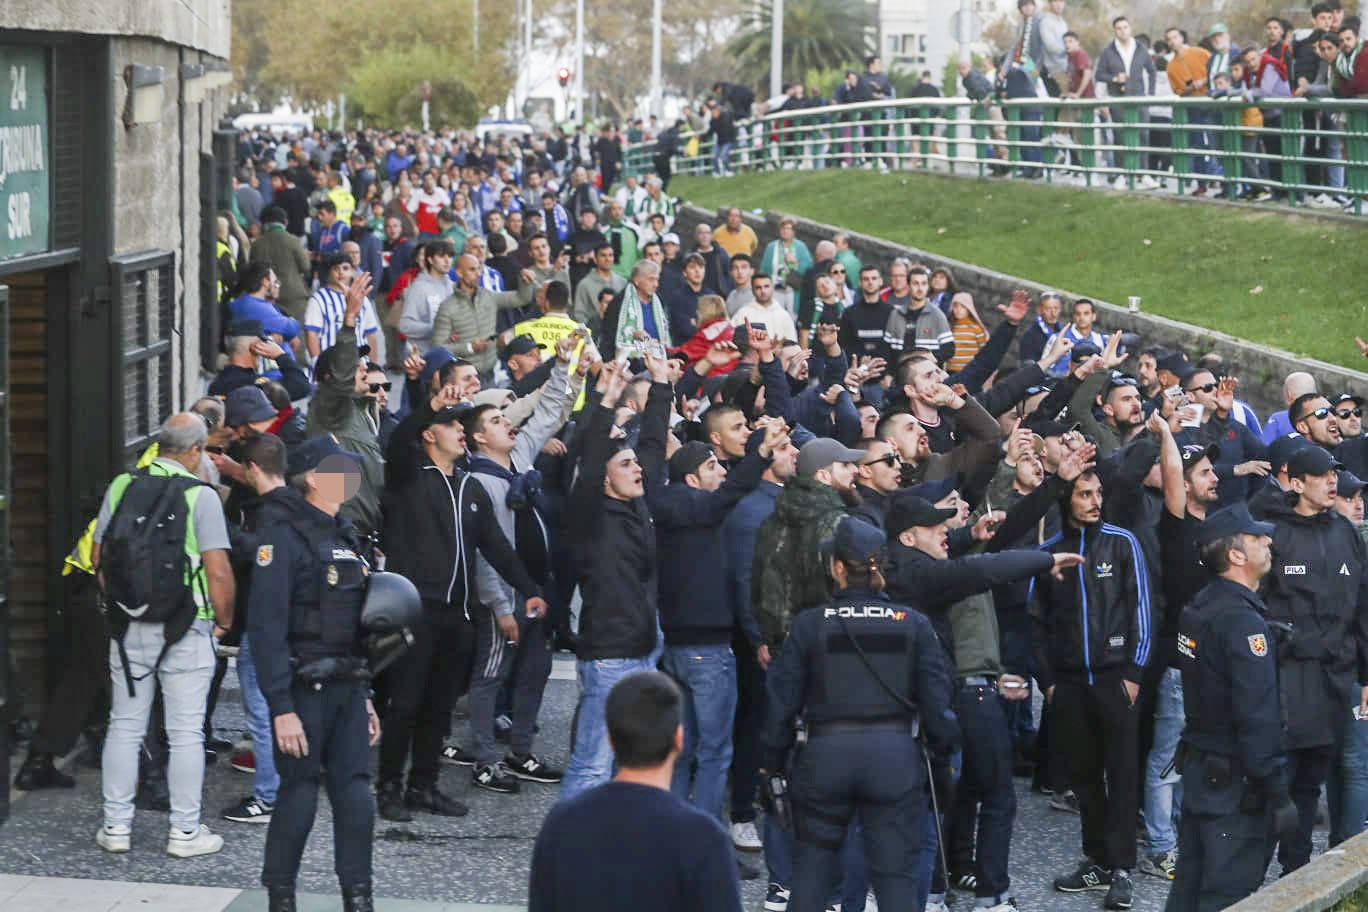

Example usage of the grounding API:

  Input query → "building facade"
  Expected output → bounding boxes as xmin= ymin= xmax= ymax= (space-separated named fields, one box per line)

xmin=0 ymin=0 xmax=233 ymax=750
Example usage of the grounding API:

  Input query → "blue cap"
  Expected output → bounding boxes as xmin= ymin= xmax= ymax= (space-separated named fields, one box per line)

xmin=225 ymin=385 xmax=277 ymax=427
xmin=907 ymin=477 xmax=956 ymax=505
xmin=287 ymin=436 xmax=363 ymax=477
xmin=1195 ymin=502 xmax=1275 ymax=547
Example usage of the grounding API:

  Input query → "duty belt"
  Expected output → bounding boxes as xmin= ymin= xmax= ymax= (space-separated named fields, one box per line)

xmin=292 ymin=655 xmax=370 ymax=686
xmin=807 ymin=717 xmax=920 ymax=738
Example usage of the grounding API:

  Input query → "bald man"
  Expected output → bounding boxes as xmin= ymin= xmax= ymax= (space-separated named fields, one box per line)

xmin=1262 ymin=371 xmax=1318 ymax=444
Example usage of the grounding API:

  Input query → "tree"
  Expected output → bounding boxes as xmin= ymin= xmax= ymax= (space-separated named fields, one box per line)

xmin=345 ymin=46 xmax=483 ymax=129
xmin=727 ymin=0 xmax=873 ymax=90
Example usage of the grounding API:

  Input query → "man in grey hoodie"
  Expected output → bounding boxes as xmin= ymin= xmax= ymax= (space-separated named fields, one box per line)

xmin=398 ymin=240 xmax=456 ymax=351
xmin=455 ymin=336 xmax=581 ymax=794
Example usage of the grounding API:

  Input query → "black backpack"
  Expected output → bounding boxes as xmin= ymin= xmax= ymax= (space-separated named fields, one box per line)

xmin=100 ymin=470 xmax=210 ymax=695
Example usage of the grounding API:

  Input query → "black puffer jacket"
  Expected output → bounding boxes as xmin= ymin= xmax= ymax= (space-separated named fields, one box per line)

xmin=567 ymin=383 xmax=671 ymax=660
xmin=1262 ymin=496 xmax=1368 ymax=748
xmin=1028 ymin=520 xmax=1154 ymax=689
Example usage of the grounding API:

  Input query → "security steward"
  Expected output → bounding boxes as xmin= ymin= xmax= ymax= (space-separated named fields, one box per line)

xmin=1165 ymin=503 xmax=1297 ymax=912
xmin=248 ymin=436 xmax=395 ymax=912
xmin=761 ymin=515 xmax=959 ymax=912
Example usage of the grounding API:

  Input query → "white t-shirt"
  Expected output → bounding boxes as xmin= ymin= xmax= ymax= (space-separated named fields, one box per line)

xmin=731 ymin=301 xmax=798 ymax=344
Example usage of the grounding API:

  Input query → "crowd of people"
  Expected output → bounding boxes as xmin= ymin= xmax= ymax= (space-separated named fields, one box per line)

xmin=8 ymin=98 xmax=1368 ymax=912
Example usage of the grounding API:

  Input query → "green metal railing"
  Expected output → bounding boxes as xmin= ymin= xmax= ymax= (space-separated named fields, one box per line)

xmin=623 ymin=95 xmax=1368 ymax=213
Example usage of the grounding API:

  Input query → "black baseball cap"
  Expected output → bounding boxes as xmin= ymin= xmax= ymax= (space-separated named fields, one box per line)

xmin=1287 ymin=445 xmax=1341 ymax=479
xmin=506 ymin=334 xmax=547 ymax=358
xmin=1024 ymin=416 xmax=1079 ymax=439
xmin=226 ymin=318 xmax=266 ymax=339
xmin=1180 ymin=442 xmax=1220 ymax=470
xmin=1156 ymin=351 xmax=1190 ymax=376
xmin=1071 ymin=341 xmax=1102 ymax=363
xmin=423 ymin=404 xmax=471 ymax=429
xmin=287 ymin=436 xmax=363 ymax=476
xmin=1195 ymin=502 xmax=1275 ymax=547
xmin=886 ymin=493 xmax=958 ymax=537
xmin=668 ymin=441 xmax=714 ymax=483
xmin=1337 ymin=470 xmax=1367 ymax=499
xmin=1335 ymin=393 xmax=1364 ymax=408
xmin=907 ymin=478 xmax=956 ymax=505
xmin=1266 ymin=432 xmax=1310 ymax=472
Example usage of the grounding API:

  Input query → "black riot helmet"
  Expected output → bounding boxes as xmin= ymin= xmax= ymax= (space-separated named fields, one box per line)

xmin=361 ymin=572 xmax=421 ymax=674
xmin=361 ymin=572 xmax=421 ymax=632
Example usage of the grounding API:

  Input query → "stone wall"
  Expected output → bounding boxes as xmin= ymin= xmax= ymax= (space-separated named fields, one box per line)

xmin=2 ymin=0 xmax=230 ymax=58
xmin=677 ymin=205 xmax=1368 ymax=418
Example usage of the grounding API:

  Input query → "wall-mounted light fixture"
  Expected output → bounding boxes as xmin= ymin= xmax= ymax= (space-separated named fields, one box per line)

xmin=180 ymin=62 xmax=207 ymax=104
xmin=123 ymin=64 xmax=165 ymax=126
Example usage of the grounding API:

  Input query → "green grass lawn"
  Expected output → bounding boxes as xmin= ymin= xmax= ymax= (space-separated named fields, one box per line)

xmin=673 ymin=171 xmax=1368 ymax=371
xmin=1335 ymin=884 xmax=1368 ymax=911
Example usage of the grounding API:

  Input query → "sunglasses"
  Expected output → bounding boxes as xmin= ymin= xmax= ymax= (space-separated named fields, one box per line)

xmin=1338 ymin=408 xmax=1363 ymax=419
xmin=830 ymin=268 xmax=846 ymax=275
xmin=1305 ymin=407 xmax=1333 ymax=421
xmin=864 ymin=452 xmax=901 ymax=468
xmin=368 ymin=381 xmax=393 ymax=393
xmin=1184 ymin=383 xmax=1218 ymax=394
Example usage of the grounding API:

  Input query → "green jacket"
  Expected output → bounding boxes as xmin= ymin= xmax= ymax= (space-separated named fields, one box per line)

xmin=430 ymin=283 xmax=535 ymax=374
xmin=752 ymin=477 xmax=847 ymax=646
xmin=1067 ymin=370 xmax=1123 ymax=458
xmin=305 ymin=324 xmax=383 ymax=534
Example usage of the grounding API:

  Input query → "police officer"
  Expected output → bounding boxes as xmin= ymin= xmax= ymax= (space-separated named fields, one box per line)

xmin=248 ymin=436 xmax=382 ymax=912
xmin=761 ymin=515 xmax=958 ymax=912
xmin=1261 ymin=445 xmax=1368 ymax=875
xmin=1166 ymin=502 xmax=1298 ymax=912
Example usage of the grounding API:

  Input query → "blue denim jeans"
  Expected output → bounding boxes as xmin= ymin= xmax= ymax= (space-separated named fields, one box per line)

xmin=662 ymin=644 xmax=737 ymax=818
xmin=237 ymin=635 xmax=280 ymax=804
xmin=559 ymin=655 xmax=659 ymax=801
xmin=1328 ymin=698 xmax=1368 ymax=846
xmin=1144 ymin=667 xmax=1184 ymax=854
xmin=764 ymin=799 xmax=868 ymax=908
xmin=713 ymin=142 xmax=735 ymax=175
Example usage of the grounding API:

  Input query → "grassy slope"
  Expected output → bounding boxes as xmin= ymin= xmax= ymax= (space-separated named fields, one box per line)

xmin=674 ymin=171 xmax=1368 ymax=371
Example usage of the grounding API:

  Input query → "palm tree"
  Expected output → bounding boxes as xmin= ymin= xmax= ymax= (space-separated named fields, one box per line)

xmin=727 ymin=0 xmax=873 ymax=90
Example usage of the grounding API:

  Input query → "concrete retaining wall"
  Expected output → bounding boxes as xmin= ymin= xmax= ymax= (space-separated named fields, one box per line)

xmin=676 ymin=204 xmax=1368 ymax=418
xmin=1226 ymin=828 xmax=1368 ymax=912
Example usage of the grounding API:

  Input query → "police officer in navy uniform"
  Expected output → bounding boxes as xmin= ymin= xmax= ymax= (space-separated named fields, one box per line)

xmin=1165 ymin=503 xmax=1297 ymax=912
xmin=761 ymin=515 xmax=958 ymax=912
xmin=249 ymin=436 xmax=384 ymax=912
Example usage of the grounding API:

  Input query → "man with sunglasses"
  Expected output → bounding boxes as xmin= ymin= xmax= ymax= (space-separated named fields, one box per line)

xmin=363 ymin=364 xmax=399 ymax=450
xmin=1334 ymin=394 xmax=1368 ymax=479
xmin=1173 ymin=368 xmax=1270 ymax=508
xmin=1290 ymin=392 xmax=1343 ymax=450
xmin=851 ymin=438 xmax=904 ymax=528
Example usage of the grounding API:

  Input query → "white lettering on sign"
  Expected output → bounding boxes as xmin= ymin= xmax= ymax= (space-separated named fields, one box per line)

xmin=7 ymin=191 xmax=30 ymax=240
xmin=0 ymin=123 xmax=45 ymax=185
xmin=9 ymin=65 xmax=25 ymax=111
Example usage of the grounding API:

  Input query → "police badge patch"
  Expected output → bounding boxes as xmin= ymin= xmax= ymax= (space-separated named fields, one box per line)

xmin=256 ymin=545 xmax=273 ymax=566
xmin=1248 ymin=634 xmax=1268 ymax=657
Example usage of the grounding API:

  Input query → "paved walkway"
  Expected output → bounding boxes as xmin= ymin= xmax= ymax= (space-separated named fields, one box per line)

xmin=1 ymin=654 xmax=1323 ymax=910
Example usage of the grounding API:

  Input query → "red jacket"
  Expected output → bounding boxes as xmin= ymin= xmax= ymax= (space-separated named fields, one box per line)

xmin=1335 ymin=44 xmax=1368 ymax=98
xmin=673 ymin=317 xmax=737 ymax=376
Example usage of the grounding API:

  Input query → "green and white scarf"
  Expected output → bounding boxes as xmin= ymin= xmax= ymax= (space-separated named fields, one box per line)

xmin=1335 ymin=41 xmax=1363 ymax=82
xmin=614 ymin=282 xmax=672 ymax=355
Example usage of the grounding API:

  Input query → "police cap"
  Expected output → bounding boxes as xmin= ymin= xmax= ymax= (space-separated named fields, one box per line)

xmin=1195 ymin=502 xmax=1275 ymax=547
xmin=821 ymin=515 xmax=886 ymax=564
xmin=287 ymin=436 xmax=363 ymax=477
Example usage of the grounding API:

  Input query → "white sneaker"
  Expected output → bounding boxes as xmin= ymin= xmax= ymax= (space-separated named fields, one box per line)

xmin=166 ymin=823 xmax=224 ymax=858
xmin=1137 ymin=175 xmax=1161 ymax=190
xmin=924 ymin=901 xmax=949 ymax=912
xmin=1308 ymin=193 xmax=1339 ymax=209
xmin=1112 ymin=175 xmax=1127 ymax=190
xmin=95 ymin=823 xmax=131 ymax=853
xmin=731 ymin=820 xmax=762 ymax=851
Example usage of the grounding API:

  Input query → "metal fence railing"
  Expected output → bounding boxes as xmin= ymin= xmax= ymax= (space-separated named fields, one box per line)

xmin=623 ymin=96 xmax=1368 ymax=214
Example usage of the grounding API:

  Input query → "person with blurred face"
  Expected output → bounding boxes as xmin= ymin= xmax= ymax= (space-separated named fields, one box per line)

xmin=1034 ymin=469 xmax=1153 ymax=909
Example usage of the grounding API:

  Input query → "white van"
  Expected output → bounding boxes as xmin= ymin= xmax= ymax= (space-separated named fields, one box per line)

xmin=232 ymin=112 xmax=315 ymax=139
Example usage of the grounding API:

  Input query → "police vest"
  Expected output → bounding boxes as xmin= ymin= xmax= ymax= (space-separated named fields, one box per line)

xmin=282 ymin=517 xmax=368 ymax=656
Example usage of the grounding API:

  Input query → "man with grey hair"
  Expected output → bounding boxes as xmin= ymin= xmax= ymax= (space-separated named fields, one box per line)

xmin=92 ymin=411 xmax=235 ymax=858
xmin=600 ymin=259 xmax=670 ymax=361
xmin=1263 ymin=371 xmax=1318 ymax=444
xmin=208 ymin=318 xmax=312 ymax=402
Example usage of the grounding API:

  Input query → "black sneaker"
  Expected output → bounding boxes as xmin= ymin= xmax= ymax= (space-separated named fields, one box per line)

xmin=1104 ymin=869 xmax=1134 ymax=909
xmin=763 ymin=882 xmax=790 ymax=911
xmin=1054 ymin=859 xmax=1111 ymax=893
xmin=473 ymin=762 xmax=521 ymax=794
xmin=377 ymin=784 xmax=413 ymax=822
xmin=951 ymin=871 xmax=978 ymax=892
xmin=404 ymin=785 xmax=469 ymax=817
xmin=506 ymin=752 xmax=563 ymax=783
xmin=440 ymin=743 xmax=477 ymax=766
xmin=14 ymin=753 xmax=75 ymax=790
xmin=221 ymin=795 xmax=274 ymax=823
